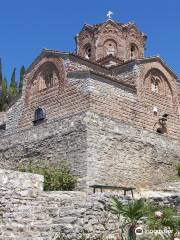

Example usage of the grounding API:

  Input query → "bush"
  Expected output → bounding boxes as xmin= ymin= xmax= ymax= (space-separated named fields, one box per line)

xmin=18 ymin=161 xmax=77 ymax=191
xmin=176 ymin=164 xmax=180 ymax=177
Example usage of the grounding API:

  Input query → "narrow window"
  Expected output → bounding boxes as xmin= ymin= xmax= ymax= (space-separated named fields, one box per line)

xmin=0 ymin=122 xmax=6 ymax=130
xmin=130 ymin=44 xmax=138 ymax=59
xmin=38 ymin=63 xmax=57 ymax=91
xmin=151 ymin=79 xmax=159 ymax=94
xmin=33 ymin=107 xmax=46 ymax=125
xmin=85 ymin=46 xmax=92 ymax=59
xmin=104 ymin=40 xmax=117 ymax=56
xmin=131 ymin=45 xmax=135 ymax=58
xmin=44 ymin=71 xmax=54 ymax=88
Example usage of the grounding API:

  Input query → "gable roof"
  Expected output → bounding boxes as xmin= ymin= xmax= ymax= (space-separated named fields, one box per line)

xmin=26 ymin=49 xmax=179 ymax=91
xmin=97 ymin=54 xmax=124 ymax=67
xmin=111 ymin=56 xmax=179 ymax=79
xmin=25 ymin=49 xmax=111 ymax=76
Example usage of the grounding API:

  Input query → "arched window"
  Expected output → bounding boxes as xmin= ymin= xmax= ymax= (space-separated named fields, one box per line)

xmin=33 ymin=107 xmax=46 ymax=125
xmin=104 ymin=40 xmax=117 ymax=56
xmin=144 ymin=69 xmax=173 ymax=99
xmin=84 ymin=45 xmax=92 ymax=59
xmin=130 ymin=44 xmax=138 ymax=59
xmin=151 ymin=78 xmax=159 ymax=94
xmin=38 ymin=63 xmax=58 ymax=91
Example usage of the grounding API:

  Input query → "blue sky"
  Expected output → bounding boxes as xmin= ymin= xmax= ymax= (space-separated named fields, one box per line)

xmin=0 ymin=0 xmax=180 ymax=82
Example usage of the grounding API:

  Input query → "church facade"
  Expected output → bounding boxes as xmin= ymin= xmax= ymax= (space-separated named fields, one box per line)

xmin=0 ymin=18 xmax=180 ymax=190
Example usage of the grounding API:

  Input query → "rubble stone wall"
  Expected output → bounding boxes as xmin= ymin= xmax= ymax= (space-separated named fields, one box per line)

xmin=0 ymin=111 xmax=179 ymax=190
xmin=0 ymin=113 xmax=88 ymax=189
xmin=85 ymin=112 xmax=180 ymax=189
xmin=0 ymin=169 xmax=179 ymax=240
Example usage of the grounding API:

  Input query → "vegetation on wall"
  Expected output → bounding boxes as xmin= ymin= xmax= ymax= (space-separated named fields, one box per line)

xmin=18 ymin=161 xmax=77 ymax=191
xmin=109 ymin=197 xmax=180 ymax=240
xmin=0 ymin=58 xmax=26 ymax=111
xmin=176 ymin=164 xmax=180 ymax=178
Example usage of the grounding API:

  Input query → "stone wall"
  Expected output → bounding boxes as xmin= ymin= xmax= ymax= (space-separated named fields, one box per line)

xmin=0 ymin=110 xmax=179 ymax=191
xmin=0 ymin=169 xmax=43 ymax=197
xmin=85 ymin=112 xmax=180 ymax=189
xmin=0 ymin=113 xmax=88 ymax=190
xmin=0 ymin=168 xmax=121 ymax=240
xmin=0 ymin=112 xmax=6 ymax=125
xmin=0 ymin=169 xmax=179 ymax=240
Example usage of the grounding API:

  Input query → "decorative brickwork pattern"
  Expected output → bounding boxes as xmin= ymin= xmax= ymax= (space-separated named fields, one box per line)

xmin=0 ymin=18 xmax=180 ymax=191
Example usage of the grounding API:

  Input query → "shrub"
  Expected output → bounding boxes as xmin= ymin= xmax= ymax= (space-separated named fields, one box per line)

xmin=18 ymin=161 xmax=77 ymax=191
xmin=147 ymin=206 xmax=180 ymax=239
xmin=176 ymin=164 xmax=180 ymax=177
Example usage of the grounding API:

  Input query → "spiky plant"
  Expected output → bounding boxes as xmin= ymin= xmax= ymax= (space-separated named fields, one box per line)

xmin=110 ymin=197 xmax=151 ymax=240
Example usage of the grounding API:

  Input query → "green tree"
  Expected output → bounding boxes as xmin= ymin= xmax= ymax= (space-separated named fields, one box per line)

xmin=9 ymin=67 xmax=17 ymax=100
xmin=0 ymin=58 xmax=2 ymax=86
xmin=0 ymin=78 xmax=8 ymax=110
xmin=19 ymin=65 xmax=25 ymax=94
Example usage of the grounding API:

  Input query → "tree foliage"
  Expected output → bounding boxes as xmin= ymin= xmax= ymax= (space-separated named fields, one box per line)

xmin=0 ymin=58 xmax=25 ymax=111
xmin=9 ymin=68 xmax=17 ymax=99
xmin=0 ymin=58 xmax=2 ymax=85
xmin=19 ymin=65 xmax=25 ymax=94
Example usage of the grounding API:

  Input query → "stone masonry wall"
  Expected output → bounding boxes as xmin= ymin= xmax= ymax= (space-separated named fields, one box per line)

xmin=0 ymin=112 xmax=6 ymax=125
xmin=0 ymin=169 xmax=179 ymax=240
xmin=0 ymin=110 xmax=179 ymax=191
xmin=85 ymin=112 xmax=180 ymax=189
xmin=0 ymin=168 xmax=121 ymax=240
xmin=0 ymin=113 xmax=88 ymax=190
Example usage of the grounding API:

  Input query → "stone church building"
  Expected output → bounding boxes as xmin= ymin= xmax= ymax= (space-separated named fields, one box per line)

xmin=0 ymin=17 xmax=180 ymax=190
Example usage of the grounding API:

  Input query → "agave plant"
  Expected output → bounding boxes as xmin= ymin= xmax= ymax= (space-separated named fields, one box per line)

xmin=109 ymin=197 xmax=151 ymax=240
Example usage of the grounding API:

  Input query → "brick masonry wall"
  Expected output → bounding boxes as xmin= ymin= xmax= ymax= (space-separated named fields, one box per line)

xmin=76 ymin=20 xmax=145 ymax=62
xmin=5 ymin=54 xmax=180 ymax=139
xmin=16 ymin=57 xmax=91 ymax=131
xmin=88 ymin=63 xmax=180 ymax=139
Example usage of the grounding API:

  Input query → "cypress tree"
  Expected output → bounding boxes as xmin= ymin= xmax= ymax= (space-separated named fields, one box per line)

xmin=0 ymin=58 xmax=2 ymax=86
xmin=1 ymin=78 xmax=8 ymax=110
xmin=9 ymin=68 xmax=17 ymax=100
xmin=19 ymin=65 xmax=25 ymax=94
xmin=0 ymin=59 xmax=3 ymax=111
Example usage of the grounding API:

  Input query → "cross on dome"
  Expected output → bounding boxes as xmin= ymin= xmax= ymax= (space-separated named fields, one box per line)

xmin=107 ymin=11 xmax=113 ymax=19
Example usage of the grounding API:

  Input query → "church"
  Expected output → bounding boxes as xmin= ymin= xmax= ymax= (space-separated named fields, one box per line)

xmin=0 ymin=14 xmax=180 ymax=190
